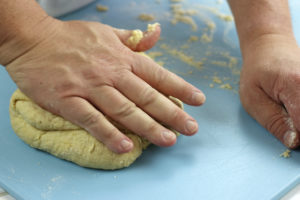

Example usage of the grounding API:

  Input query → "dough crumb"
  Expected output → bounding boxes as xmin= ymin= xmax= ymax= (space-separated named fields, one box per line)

xmin=148 ymin=51 xmax=163 ymax=60
xmin=160 ymin=44 xmax=203 ymax=69
xmin=220 ymin=83 xmax=233 ymax=90
xmin=218 ymin=14 xmax=233 ymax=22
xmin=127 ymin=30 xmax=143 ymax=47
xmin=211 ymin=61 xmax=227 ymax=67
xmin=147 ymin=23 xmax=160 ymax=32
xmin=138 ymin=14 xmax=155 ymax=22
xmin=212 ymin=76 xmax=222 ymax=84
xmin=188 ymin=36 xmax=199 ymax=42
xmin=96 ymin=5 xmax=108 ymax=12
xmin=180 ymin=44 xmax=190 ymax=49
xmin=157 ymin=61 xmax=165 ymax=66
xmin=200 ymin=33 xmax=213 ymax=43
xmin=127 ymin=23 xmax=159 ymax=47
xmin=170 ymin=4 xmax=198 ymax=31
xmin=280 ymin=149 xmax=291 ymax=158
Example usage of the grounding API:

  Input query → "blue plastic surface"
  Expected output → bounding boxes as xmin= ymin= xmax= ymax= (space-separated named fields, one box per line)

xmin=1 ymin=0 xmax=300 ymax=199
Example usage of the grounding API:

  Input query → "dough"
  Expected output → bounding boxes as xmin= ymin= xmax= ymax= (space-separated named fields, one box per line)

xmin=9 ymin=89 xmax=183 ymax=170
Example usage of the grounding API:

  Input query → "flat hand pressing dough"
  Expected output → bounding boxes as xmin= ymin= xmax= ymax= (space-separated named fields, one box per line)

xmin=9 ymin=89 xmax=183 ymax=170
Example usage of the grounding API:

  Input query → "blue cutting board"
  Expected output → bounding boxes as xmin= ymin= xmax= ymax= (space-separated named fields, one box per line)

xmin=1 ymin=0 xmax=300 ymax=199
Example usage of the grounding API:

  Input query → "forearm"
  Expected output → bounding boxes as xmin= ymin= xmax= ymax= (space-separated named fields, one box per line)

xmin=228 ymin=0 xmax=295 ymax=55
xmin=0 ymin=0 xmax=55 ymax=66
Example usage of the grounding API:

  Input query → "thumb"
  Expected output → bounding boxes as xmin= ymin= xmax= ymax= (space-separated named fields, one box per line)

xmin=240 ymin=85 xmax=300 ymax=149
xmin=113 ymin=23 xmax=161 ymax=52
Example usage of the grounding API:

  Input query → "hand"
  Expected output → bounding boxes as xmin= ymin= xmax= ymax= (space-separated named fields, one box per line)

xmin=5 ymin=18 xmax=205 ymax=153
xmin=239 ymin=34 xmax=300 ymax=148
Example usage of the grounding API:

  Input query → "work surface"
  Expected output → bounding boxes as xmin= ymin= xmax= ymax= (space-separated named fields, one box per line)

xmin=1 ymin=0 xmax=300 ymax=199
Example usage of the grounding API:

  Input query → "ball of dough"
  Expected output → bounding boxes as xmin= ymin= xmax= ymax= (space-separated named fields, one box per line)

xmin=9 ymin=89 xmax=183 ymax=170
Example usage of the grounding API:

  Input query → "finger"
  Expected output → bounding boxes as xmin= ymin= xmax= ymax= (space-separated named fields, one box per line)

xmin=89 ymin=85 xmax=177 ymax=147
xmin=279 ymin=88 xmax=300 ymax=146
xmin=131 ymin=53 xmax=206 ymax=106
xmin=54 ymin=97 xmax=134 ymax=154
xmin=114 ymin=70 xmax=198 ymax=136
xmin=240 ymin=84 xmax=300 ymax=148
xmin=113 ymin=23 xmax=161 ymax=51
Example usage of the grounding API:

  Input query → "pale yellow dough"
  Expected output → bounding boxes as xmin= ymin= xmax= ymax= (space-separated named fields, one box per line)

xmin=9 ymin=90 xmax=182 ymax=170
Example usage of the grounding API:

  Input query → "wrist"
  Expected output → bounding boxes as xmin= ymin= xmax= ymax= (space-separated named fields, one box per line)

xmin=228 ymin=0 xmax=295 ymax=58
xmin=0 ymin=16 xmax=60 ymax=66
xmin=0 ymin=0 xmax=60 ymax=66
xmin=240 ymin=32 xmax=297 ymax=59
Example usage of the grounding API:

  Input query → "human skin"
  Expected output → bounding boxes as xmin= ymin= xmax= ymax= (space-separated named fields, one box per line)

xmin=0 ymin=0 xmax=206 ymax=154
xmin=228 ymin=0 xmax=300 ymax=148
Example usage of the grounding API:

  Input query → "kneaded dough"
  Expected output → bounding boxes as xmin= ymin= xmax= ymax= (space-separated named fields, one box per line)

xmin=9 ymin=89 xmax=183 ymax=170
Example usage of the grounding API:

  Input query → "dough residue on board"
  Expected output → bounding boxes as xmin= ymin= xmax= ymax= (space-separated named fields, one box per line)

xmin=147 ymin=51 xmax=163 ymax=60
xmin=96 ymin=4 xmax=108 ymax=12
xmin=170 ymin=4 xmax=198 ymax=31
xmin=280 ymin=149 xmax=291 ymax=158
xmin=188 ymin=36 xmax=199 ymax=42
xmin=160 ymin=43 xmax=203 ymax=69
xmin=138 ymin=14 xmax=155 ymax=22
xmin=9 ymin=90 xmax=183 ymax=170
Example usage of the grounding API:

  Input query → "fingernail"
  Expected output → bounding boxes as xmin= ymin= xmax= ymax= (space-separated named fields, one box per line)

xmin=120 ymin=139 xmax=133 ymax=151
xmin=284 ymin=131 xmax=298 ymax=148
xmin=186 ymin=120 xmax=198 ymax=134
xmin=162 ymin=131 xmax=176 ymax=142
xmin=192 ymin=92 xmax=206 ymax=104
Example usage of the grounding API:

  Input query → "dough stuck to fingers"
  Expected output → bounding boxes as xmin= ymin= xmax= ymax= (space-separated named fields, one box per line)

xmin=9 ymin=89 xmax=183 ymax=170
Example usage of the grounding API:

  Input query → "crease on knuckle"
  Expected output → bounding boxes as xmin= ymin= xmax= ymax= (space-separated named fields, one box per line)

xmin=138 ymin=86 xmax=159 ymax=108
xmin=101 ymin=128 xmax=120 ymax=142
xmin=142 ymin=121 xmax=159 ymax=138
xmin=79 ymin=111 xmax=103 ymax=129
xmin=167 ymin=107 xmax=181 ymax=124
xmin=112 ymin=68 xmax=131 ymax=87
xmin=113 ymin=101 xmax=137 ymax=119
xmin=265 ymin=113 xmax=287 ymax=139
xmin=153 ymin=67 xmax=169 ymax=88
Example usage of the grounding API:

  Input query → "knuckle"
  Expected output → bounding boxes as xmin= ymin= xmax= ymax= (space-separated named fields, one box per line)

xmin=167 ymin=107 xmax=182 ymax=123
xmin=138 ymin=87 xmax=159 ymax=107
xmin=143 ymin=121 xmax=159 ymax=136
xmin=113 ymin=101 xmax=137 ymax=118
xmin=113 ymin=68 xmax=132 ymax=86
xmin=289 ymin=71 xmax=300 ymax=83
xmin=265 ymin=113 xmax=287 ymax=139
xmin=79 ymin=111 xmax=103 ymax=128
xmin=101 ymin=127 xmax=120 ymax=142
xmin=153 ymin=67 xmax=169 ymax=87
